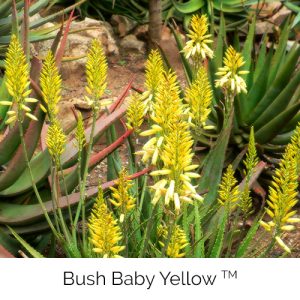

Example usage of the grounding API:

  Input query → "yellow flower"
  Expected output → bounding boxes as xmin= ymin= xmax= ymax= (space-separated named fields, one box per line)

xmin=88 ymin=187 xmax=125 ymax=258
xmin=239 ymin=127 xmax=258 ymax=218
xmin=150 ymin=120 xmax=202 ymax=213
xmin=40 ymin=50 xmax=62 ymax=120
xmin=185 ymin=66 xmax=213 ymax=128
xmin=85 ymin=39 xmax=108 ymax=112
xmin=215 ymin=46 xmax=249 ymax=94
xmin=243 ymin=127 xmax=259 ymax=176
xmin=182 ymin=14 xmax=213 ymax=66
xmin=126 ymin=92 xmax=145 ymax=132
xmin=143 ymin=49 xmax=165 ymax=113
xmin=0 ymin=35 xmax=38 ymax=123
xmin=109 ymin=168 xmax=136 ymax=222
xmin=218 ymin=165 xmax=240 ymax=211
xmin=138 ymin=70 xmax=184 ymax=165
xmin=275 ymin=236 xmax=291 ymax=254
xmin=46 ymin=119 xmax=66 ymax=166
xmin=260 ymin=141 xmax=299 ymax=253
xmin=158 ymin=224 xmax=189 ymax=258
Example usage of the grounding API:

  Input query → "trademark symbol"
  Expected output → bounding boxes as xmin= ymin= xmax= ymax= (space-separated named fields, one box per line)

xmin=221 ymin=270 xmax=237 ymax=279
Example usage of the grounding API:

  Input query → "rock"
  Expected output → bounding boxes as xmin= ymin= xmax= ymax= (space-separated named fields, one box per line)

xmin=111 ymin=15 xmax=137 ymax=37
xmin=161 ymin=25 xmax=172 ymax=41
xmin=61 ymin=18 xmax=119 ymax=77
xmin=134 ymin=24 xmax=149 ymax=41
xmin=33 ymin=17 xmax=119 ymax=78
xmin=255 ymin=6 xmax=291 ymax=35
xmin=255 ymin=21 xmax=274 ymax=35
xmin=57 ymin=101 xmax=77 ymax=131
xmin=253 ymin=2 xmax=282 ymax=18
xmin=70 ymin=97 xmax=91 ymax=110
xmin=271 ymin=6 xmax=291 ymax=26
xmin=120 ymin=34 xmax=145 ymax=53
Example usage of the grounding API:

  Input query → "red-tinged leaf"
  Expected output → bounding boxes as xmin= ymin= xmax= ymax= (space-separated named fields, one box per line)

xmin=0 ymin=244 xmax=14 ymax=258
xmin=109 ymin=76 xmax=134 ymax=113
xmin=50 ymin=23 xmax=64 ymax=55
xmin=0 ymin=167 xmax=151 ymax=226
xmin=11 ymin=0 xmax=18 ymax=38
xmin=21 ymin=0 xmax=30 ymax=59
xmin=55 ymin=9 xmax=75 ymax=67
xmin=252 ymin=181 xmax=266 ymax=200
xmin=88 ymin=129 xmax=133 ymax=167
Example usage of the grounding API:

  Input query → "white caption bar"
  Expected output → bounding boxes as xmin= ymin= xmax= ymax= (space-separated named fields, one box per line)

xmin=1 ymin=259 xmax=299 ymax=299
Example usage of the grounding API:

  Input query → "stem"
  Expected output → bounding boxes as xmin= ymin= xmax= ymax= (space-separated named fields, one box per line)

xmin=54 ymin=164 xmax=71 ymax=244
xmin=50 ymin=166 xmax=60 ymax=234
xmin=18 ymin=121 xmax=59 ymax=240
xmin=80 ymin=110 xmax=97 ymax=252
xmin=72 ymin=150 xmax=82 ymax=241
xmin=59 ymin=160 xmax=73 ymax=227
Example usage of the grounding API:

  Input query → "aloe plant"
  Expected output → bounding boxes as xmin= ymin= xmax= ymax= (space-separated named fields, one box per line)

xmin=172 ymin=15 xmax=300 ymax=155
xmin=0 ymin=4 xmax=138 ymax=244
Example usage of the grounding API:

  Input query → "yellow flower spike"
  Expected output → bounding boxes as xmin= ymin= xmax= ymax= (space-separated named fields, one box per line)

xmin=40 ymin=50 xmax=62 ymax=120
xmin=260 ymin=141 xmax=299 ymax=253
xmin=218 ymin=164 xmax=239 ymax=211
xmin=85 ymin=39 xmax=108 ymax=112
xmin=126 ymin=92 xmax=145 ymax=132
xmin=243 ymin=127 xmax=259 ymax=175
xmin=46 ymin=119 xmax=67 ymax=167
xmin=215 ymin=46 xmax=249 ymax=95
xmin=138 ymin=70 xmax=184 ymax=165
xmin=4 ymin=35 xmax=33 ymax=122
xmin=239 ymin=127 xmax=258 ymax=219
xmin=182 ymin=14 xmax=213 ymax=67
xmin=88 ymin=186 xmax=125 ymax=258
xmin=109 ymin=168 xmax=136 ymax=220
xmin=144 ymin=49 xmax=164 ymax=113
xmin=150 ymin=120 xmax=201 ymax=213
xmin=75 ymin=111 xmax=86 ymax=152
xmin=185 ymin=66 xmax=213 ymax=129
xmin=158 ymin=224 xmax=189 ymax=258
